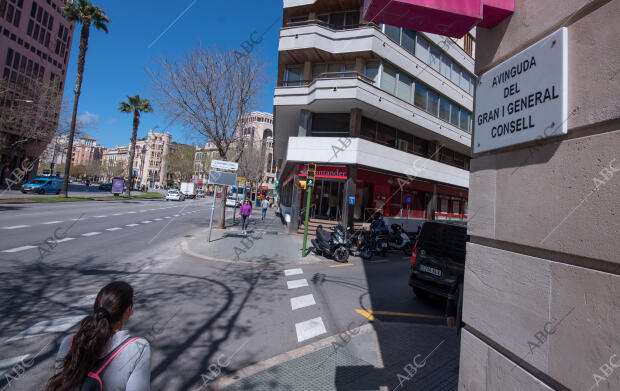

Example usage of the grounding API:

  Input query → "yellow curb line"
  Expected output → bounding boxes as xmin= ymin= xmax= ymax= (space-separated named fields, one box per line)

xmin=356 ymin=309 xmax=446 ymax=321
xmin=329 ymin=263 xmax=354 ymax=268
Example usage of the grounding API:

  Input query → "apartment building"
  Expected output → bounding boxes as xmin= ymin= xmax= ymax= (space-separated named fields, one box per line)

xmin=101 ymin=130 xmax=172 ymax=187
xmin=0 ymin=0 xmax=74 ymax=179
xmin=274 ymin=0 xmax=475 ymax=231
xmin=40 ymin=134 xmax=103 ymax=167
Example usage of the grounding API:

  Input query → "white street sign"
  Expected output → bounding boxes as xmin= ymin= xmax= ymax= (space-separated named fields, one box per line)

xmin=474 ymin=28 xmax=568 ymax=153
xmin=211 ymin=160 xmax=238 ymax=171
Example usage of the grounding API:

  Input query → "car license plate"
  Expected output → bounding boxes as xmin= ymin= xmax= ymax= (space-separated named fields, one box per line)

xmin=419 ymin=264 xmax=442 ymax=278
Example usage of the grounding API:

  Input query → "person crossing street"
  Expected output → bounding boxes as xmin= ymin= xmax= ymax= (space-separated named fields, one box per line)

xmin=239 ymin=199 xmax=252 ymax=235
xmin=261 ymin=197 xmax=270 ymax=221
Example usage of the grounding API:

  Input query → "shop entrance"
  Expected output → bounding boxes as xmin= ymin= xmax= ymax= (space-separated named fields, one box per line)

xmin=311 ymin=179 xmax=344 ymax=220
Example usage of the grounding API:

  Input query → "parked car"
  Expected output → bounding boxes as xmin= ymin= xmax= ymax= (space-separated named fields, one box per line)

xmin=165 ymin=189 xmax=185 ymax=201
xmin=98 ymin=183 xmax=113 ymax=191
xmin=225 ymin=196 xmax=240 ymax=207
xmin=21 ymin=177 xmax=62 ymax=194
xmin=196 ymin=189 xmax=206 ymax=198
xmin=409 ymin=221 xmax=468 ymax=299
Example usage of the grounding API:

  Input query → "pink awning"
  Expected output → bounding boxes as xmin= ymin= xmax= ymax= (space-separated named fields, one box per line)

xmin=363 ymin=0 xmax=513 ymax=38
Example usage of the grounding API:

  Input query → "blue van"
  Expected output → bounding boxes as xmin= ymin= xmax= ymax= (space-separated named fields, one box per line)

xmin=21 ymin=177 xmax=63 ymax=194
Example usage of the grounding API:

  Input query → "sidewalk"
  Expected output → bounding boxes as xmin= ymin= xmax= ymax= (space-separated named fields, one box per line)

xmin=183 ymin=210 xmax=326 ymax=265
xmin=211 ymin=322 xmax=459 ymax=391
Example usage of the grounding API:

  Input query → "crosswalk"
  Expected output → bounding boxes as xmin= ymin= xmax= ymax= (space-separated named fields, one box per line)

xmin=283 ymin=267 xmax=327 ymax=343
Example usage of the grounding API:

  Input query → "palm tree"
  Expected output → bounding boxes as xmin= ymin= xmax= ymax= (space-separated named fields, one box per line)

xmin=119 ymin=95 xmax=153 ymax=197
xmin=61 ymin=0 xmax=111 ymax=197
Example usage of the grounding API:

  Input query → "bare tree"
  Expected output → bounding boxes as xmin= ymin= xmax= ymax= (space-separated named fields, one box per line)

xmin=149 ymin=46 xmax=265 ymax=227
xmin=167 ymin=143 xmax=196 ymax=184
xmin=234 ymin=136 xmax=268 ymax=197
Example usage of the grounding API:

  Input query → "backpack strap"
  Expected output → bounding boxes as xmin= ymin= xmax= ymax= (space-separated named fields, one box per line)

xmin=92 ymin=337 xmax=140 ymax=375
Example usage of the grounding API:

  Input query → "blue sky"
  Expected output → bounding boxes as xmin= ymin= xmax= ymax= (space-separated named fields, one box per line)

xmin=66 ymin=0 xmax=281 ymax=148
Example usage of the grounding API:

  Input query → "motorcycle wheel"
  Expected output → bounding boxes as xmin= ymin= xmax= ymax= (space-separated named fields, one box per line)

xmin=360 ymin=247 xmax=373 ymax=260
xmin=403 ymin=243 xmax=413 ymax=256
xmin=333 ymin=246 xmax=349 ymax=263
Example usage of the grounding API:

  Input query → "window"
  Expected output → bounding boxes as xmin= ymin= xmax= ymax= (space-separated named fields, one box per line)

xmin=414 ymin=83 xmax=428 ymax=110
xmin=312 ymin=63 xmax=325 ymax=79
xmin=311 ymin=113 xmax=349 ymax=137
xmin=413 ymin=137 xmax=429 ymax=157
xmin=361 ymin=117 xmax=377 ymax=140
xmin=396 ymin=72 xmax=412 ymax=102
xmin=451 ymin=62 xmax=461 ymax=86
xmin=429 ymin=46 xmax=441 ymax=72
xmin=459 ymin=111 xmax=471 ymax=132
xmin=450 ymin=105 xmax=460 ymax=127
xmin=376 ymin=123 xmax=396 ymax=147
xmin=427 ymin=90 xmax=439 ymax=116
xmin=402 ymin=29 xmax=416 ymax=54
xmin=384 ymin=24 xmax=400 ymax=43
xmin=345 ymin=11 xmax=359 ymax=26
xmin=290 ymin=16 xmax=308 ymax=23
xmin=365 ymin=60 xmax=379 ymax=83
xmin=397 ymin=131 xmax=413 ymax=153
xmin=441 ymin=55 xmax=451 ymax=79
xmin=439 ymin=97 xmax=450 ymax=122
xmin=381 ymin=64 xmax=396 ymax=95
xmin=285 ymin=65 xmax=303 ymax=86
xmin=415 ymin=35 xmax=430 ymax=64
xmin=330 ymin=12 xmax=344 ymax=28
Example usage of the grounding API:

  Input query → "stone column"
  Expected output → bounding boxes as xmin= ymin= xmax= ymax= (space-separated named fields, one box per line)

xmin=349 ymin=108 xmax=361 ymax=137
xmin=298 ymin=109 xmax=311 ymax=137
xmin=341 ymin=166 xmax=357 ymax=229
xmin=303 ymin=60 xmax=312 ymax=83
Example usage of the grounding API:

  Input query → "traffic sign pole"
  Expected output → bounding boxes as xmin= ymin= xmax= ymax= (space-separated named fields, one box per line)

xmin=302 ymin=184 xmax=312 ymax=257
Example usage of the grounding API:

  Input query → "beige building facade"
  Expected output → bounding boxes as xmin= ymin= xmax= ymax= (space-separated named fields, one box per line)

xmin=460 ymin=1 xmax=620 ymax=390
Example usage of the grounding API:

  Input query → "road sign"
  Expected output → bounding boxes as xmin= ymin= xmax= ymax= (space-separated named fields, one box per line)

xmin=208 ymin=170 xmax=237 ymax=186
xmin=236 ymin=177 xmax=247 ymax=182
xmin=474 ymin=28 xmax=567 ymax=153
xmin=211 ymin=160 xmax=239 ymax=171
xmin=348 ymin=196 xmax=356 ymax=205
xmin=404 ymin=194 xmax=413 ymax=204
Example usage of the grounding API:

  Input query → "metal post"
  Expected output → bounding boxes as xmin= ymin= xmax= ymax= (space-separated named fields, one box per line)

xmin=233 ymin=179 xmax=238 ymax=224
xmin=207 ymin=185 xmax=217 ymax=242
xmin=302 ymin=185 xmax=312 ymax=257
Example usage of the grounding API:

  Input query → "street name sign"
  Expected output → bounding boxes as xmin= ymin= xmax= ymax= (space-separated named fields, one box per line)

xmin=211 ymin=160 xmax=238 ymax=171
xmin=474 ymin=28 xmax=567 ymax=153
xmin=208 ymin=170 xmax=237 ymax=186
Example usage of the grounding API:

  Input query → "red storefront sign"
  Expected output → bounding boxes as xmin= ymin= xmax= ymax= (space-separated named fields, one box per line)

xmin=298 ymin=165 xmax=348 ymax=179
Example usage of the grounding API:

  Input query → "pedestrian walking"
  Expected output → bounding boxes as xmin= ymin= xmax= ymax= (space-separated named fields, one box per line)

xmin=45 ymin=281 xmax=151 ymax=391
xmin=261 ymin=197 xmax=270 ymax=221
xmin=239 ymin=199 xmax=252 ymax=235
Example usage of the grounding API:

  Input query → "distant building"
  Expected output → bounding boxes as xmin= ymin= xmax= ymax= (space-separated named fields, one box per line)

xmin=40 ymin=134 xmax=103 ymax=168
xmin=102 ymin=130 xmax=172 ymax=187
xmin=193 ymin=141 xmax=219 ymax=188
xmin=0 ymin=0 xmax=75 ymax=180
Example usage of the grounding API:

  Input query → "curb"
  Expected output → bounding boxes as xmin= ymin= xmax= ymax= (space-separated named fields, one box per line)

xmin=208 ymin=323 xmax=382 ymax=390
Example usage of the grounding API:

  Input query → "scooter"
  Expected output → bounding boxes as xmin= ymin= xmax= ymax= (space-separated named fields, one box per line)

xmin=384 ymin=224 xmax=413 ymax=255
xmin=311 ymin=225 xmax=350 ymax=263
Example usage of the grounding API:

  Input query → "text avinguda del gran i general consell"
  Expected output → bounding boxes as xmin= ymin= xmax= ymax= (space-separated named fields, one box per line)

xmin=477 ymin=56 xmax=560 ymax=139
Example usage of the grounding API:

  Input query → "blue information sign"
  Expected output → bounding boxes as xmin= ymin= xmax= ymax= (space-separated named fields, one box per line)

xmin=348 ymin=196 xmax=356 ymax=205
xmin=404 ymin=194 xmax=413 ymax=204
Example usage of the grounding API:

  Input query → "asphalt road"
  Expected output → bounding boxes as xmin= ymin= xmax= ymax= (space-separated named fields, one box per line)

xmin=0 ymin=199 xmax=453 ymax=390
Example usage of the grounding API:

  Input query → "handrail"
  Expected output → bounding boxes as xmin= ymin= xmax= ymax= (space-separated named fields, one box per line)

xmin=280 ymin=71 xmax=375 ymax=87
xmin=286 ymin=18 xmax=381 ymax=32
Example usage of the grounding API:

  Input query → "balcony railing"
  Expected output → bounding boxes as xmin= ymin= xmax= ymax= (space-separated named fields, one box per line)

xmin=285 ymin=18 xmax=381 ymax=32
xmin=280 ymin=71 xmax=375 ymax=87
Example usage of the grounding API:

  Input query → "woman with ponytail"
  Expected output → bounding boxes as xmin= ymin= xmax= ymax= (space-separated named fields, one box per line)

xmin=45 ymin=281 xmax=151 ymax=391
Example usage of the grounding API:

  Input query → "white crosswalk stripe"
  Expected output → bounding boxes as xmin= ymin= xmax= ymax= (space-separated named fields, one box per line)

xmin=290 ymin=294 xmax=316 ymax=310
xmin=41 ymin=221 xmax=63 ymax=225
xmin=287 ymin=279 xmax=308 ymax=289
xmin=106 ymin=227 xmax=123 ymax=231
xmin=82 ymin=232 xmax=101 ymax=237
xmin=55 ymin=238 xmax=75 ymax=243
xmin=141 ymin=221 xmax=152 ymax=224
xmin=126 ymin=224 xmax=139 ymax=227
xmin=284 ymin=268 xmax=303 ymax=276
xmin=295 ymin=317 xmax=326 ymax=342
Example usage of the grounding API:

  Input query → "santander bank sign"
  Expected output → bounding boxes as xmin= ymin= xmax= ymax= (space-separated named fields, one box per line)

xmin=363 ymin=0 xmax=514 ymax=38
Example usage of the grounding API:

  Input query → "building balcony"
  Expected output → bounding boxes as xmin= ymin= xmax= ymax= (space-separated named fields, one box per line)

xmin=274 ymin=73 xmax=471 ymax=149
xmin=279 ymin=20 xmax=474 ymax=103
xmin=283 ymin=136 xmax=469 ymax=189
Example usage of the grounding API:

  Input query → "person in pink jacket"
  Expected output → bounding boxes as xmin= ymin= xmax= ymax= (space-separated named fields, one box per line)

xmin=239 ymin=199 xmax=252 ymax=235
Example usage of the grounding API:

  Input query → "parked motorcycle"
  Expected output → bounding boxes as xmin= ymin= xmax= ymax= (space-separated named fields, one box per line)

xmin=311 ymin=225 xmax=351 ymax=263
xmin=385 ymin=224 xmax=413 ymax=255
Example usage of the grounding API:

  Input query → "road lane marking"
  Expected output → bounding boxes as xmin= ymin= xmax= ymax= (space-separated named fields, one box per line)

xmin=164 ymin=216 xmax=171 ymax=219
xmin=2 ymin=225 xmax=30 ymax=230
xmin=41 ymin=221 xmax=63 ymax=225
xmin=287 ymin=279 xmax=308 ymax=289
xmin=0 ymin=355 xmax=30 ymax=376
xmin=126 ymin=224 xmax=139 ymax=227
xmin=82 ymin=232 xmax=101 ymax=237
xmin=154 ymin=218 xmax=163 ymax=221
xmin=1 ymin=245 xmax=37 ymax=253
xmin=141 ymin=221 xmax=152 ymax=224
xmin=291 ymin=294 xmax=316 ymax=310
xmin=284 ymin=268 xmax=303 ymax=276
xmin=355 ymin=309 xmax=444 ymax=321
xmin=112 ymin=213 xmax=123 ymax=216
xmin=174 ymin=214 xmax=180 ymax=217
xmin=7 ymin=315 xmax=85 ymax=341
xmin=128 ymin=211 xmax=136 ymax=214
xmin=106 ymin=227 xmax=123 ymax=231
xmin=93 ymin=215 xmax=107 ymax=218
xmin=295 ymin=317 xmax=326 ymax=342
xmin=329 ymin=263 xmax=353 ymax=268
xmin=55 ymin=238 xmax=75 ymax=243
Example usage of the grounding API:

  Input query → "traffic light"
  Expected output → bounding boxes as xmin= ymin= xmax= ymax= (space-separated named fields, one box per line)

xmin=307 ymin=163 xmax=316 ymax=181
xmin=295 ymin=180 xmax=307 ymax=190
xmin=307 ymin=178 xmax=314 ymax=187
